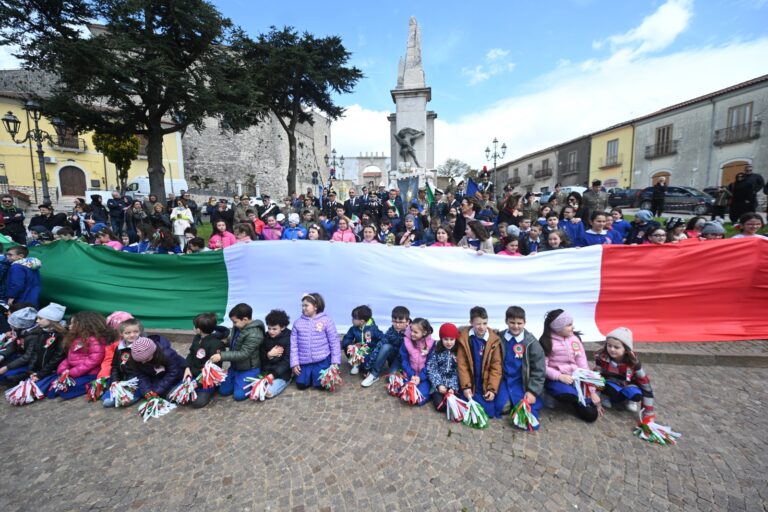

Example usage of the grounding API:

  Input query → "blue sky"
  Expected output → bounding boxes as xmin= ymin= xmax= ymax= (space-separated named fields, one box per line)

xmin=3 ymin=0 xmax=766 ymax=169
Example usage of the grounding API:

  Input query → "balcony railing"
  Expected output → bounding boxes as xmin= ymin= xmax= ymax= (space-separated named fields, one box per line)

xmin=599 ymin=154 xmax=622 ymax=169
xmin=509 ymin=176 xmax=521 ymax=185
xmin=644 ymin=140 xmax=679 ymax=159
xmin=48 ymin=135 xmax=88 ymax=153
xmin=560 ymin=163 xmax=580 ymax=176
xmin=714 ymin=121 xmax=761 ymax=146
xmin=534 ymin=167 xmax=553 ymax=179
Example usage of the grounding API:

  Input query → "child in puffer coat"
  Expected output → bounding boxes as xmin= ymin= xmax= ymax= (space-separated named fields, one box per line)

xmin=340 ymin=305 xmax=384 ymax=377
xmin=398 ymin=318 xmax=435 ymax=406
xmin=129 ymin=336 xmax=185 ymax=399
xmin=47 ymin=311 xmax=111 ymax=400
xmin=0 ymin=307 xmax=43 ymax=384
xmin=426 ymin=323 xmax=461 ymax=411
xmin=290 ymin=293 xmax=340 ymax=390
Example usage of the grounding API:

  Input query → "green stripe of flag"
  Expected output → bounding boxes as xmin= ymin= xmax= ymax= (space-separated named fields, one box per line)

xmin=29 ymin=241 xmax=230 ymax=329
xmin=426 ymin=182 xmax=435 ymax=204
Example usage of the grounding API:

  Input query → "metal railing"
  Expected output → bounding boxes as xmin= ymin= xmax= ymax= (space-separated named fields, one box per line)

xmin=48 ymin=135 xmax=88 ymax=152
xmin=599 ymin=154 xmax=622 ymax=169
xmin=534 ymin=167 xmax=553 ymax=179
xmin=560 ymin=163 xmax=579 ymax=176
xmin=644 ymin=139 xmax=679 ymax=159
xmin=509 ymin=176 xmax=521 ymax=185
xmin=713 ymin=121 xmax=761 ymax=146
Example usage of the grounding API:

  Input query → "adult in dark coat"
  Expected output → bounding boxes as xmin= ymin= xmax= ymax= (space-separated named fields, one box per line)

xmin=651 ymin=177 xmax=667 ymax=217
xmin=88 ymin=195 xmax=109 ymax=223
xmin=453 ymin=196 xmax=482 ymax=242
xmin=729 ymin=173 xmax=753 ymax=223
xmin=28 ymin=204 xmax=67 ymax=232
xmin=107 ymin=191 xmax=131 ymax=235
xmin=0 ymin=194 xmax=26 ymax=244
xmin=211 ymin=201 xmax=234 ymax=232
xmin=742 ymin=164 xmax=765 ymax=213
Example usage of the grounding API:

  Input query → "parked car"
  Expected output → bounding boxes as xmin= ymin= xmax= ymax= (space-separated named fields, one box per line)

xmin=608 ymin=188 xmax=642 ymax=208
xmin=637 ymin=186 xmax=714 ymax=215
xmin=702 ymin=186 xmax=719 ymax=198
xmin=540 ymin=186 xmax=587 ymax=205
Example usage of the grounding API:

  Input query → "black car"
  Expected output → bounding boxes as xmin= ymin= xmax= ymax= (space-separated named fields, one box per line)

xmin=637 ymin=186 xmax=714 ymax=215
xmin=608 ymin=188 xmax=641 ymax=208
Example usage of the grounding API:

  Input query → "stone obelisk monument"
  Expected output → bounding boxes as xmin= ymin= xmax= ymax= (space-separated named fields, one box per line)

xmin=388 ymin=17 xmax=437 ymax=174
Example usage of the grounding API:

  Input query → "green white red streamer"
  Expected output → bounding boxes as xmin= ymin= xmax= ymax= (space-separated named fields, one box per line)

xmin=319 ymin=365 xmax=343 ymax=392
xmin=86 ymin=377 xmax=108 ymax=402
xmin=633 ymin=413 xmax=681 ymax=446
xmin=398 ymin=380 xmax=425 ymax=406
xmin=438 ymin=390 xmax=468 ymax=422
xmin=5 ymin=378 xmax=44 ymax=405
xmin=243 ymin=374 xmax=273 ymax=401
xmin=346 ymin=343 xmax=370 ymax=367
xmin=197 ymin=361 xmax=227 ymax=388
xmin=509 ymin=399 xmax=539 ymax=431
xmin=110 ymin=377 xmax=139 ymax=407
xmin=50 ymin=371 xmax=75 ymax=393
xmin=168 ymin=377 xmax=198 ymax=405
xmin=571 ymin=368 xmax=605 ymax=406
xmin=137 ymin=392 xmax=176 ymax=422
xmin=386 ymin=371 xmax=406 ymax=396
xmin=463 ymin=398 xmax=490 ymax=429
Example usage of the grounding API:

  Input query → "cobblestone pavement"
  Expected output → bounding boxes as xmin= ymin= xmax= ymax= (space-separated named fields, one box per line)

xmin=1 ymin=363 xmax=766 ymax=512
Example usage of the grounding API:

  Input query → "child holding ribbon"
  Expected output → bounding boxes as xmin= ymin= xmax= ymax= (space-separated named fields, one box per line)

xmin=47 ymin=311 xmax=111 ymax=400
xmin=398 ymin=318 xmax=435 ymax=406
xmin=456 ymin=306 xmax=503 ymax=417
xmin=426 ymin=323 xmax=461 ymax=411
xmin=494 ymin=306 xmax=546 ymax=429
xmin=102 ymin=318 xmax=143 ymax=407
xmin=340 ymin=305 xmax=383 ymax=377
xmin=290 ymin=293 xmax=341 ymax=390
xmin=540 ymin=309 xmax=601 ymax=422
xmin=183 ymin=312 xmax=227 ymax=409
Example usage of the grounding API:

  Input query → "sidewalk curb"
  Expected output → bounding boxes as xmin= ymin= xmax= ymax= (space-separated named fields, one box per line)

xmin=152 ymin=329 xmax=768 ymax=368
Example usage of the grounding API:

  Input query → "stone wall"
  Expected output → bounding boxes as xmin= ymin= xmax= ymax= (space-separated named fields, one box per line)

xmin=182 ymin=111 xmax=331 ymax=200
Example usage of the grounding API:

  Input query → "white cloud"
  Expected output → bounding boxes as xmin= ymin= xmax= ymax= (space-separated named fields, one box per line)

xmin=333 ymin=37 xmax=768 ymax=171
xmin=593 ymin=0 xmax=693 ymax=63
xmin=0 ymin=45 xmax=22 ymax=70
xmin=462 ymin=47 xmax=516 ymax=85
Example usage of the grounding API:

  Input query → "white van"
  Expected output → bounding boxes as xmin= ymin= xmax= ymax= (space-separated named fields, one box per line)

xmin=125 ymin=177 xmax=189 ymax=200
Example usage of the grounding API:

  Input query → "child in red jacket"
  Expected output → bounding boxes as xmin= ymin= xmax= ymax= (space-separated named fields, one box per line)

xmin=47 ymin=312 xmax=114 ymax=400
xmin=96 ymin=311 xmax=134 ymax=382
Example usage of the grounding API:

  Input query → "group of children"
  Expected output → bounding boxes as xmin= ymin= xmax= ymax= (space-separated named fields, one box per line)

xmin=0 ymin=294 xmax=656 ymax=431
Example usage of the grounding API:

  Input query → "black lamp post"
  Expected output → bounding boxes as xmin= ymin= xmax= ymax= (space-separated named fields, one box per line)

xmin=484 ymin=137 xmax=507 ymax=202
xmin=323 ymin=148 xmax=344 ymax=193
xmin=2 ymin=100 xmax=66 ymax=205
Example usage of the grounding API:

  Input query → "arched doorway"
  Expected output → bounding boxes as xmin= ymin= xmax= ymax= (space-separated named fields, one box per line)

xmin=651 ymin=171 xmax=671 ymax=185
xmin=58 ymin=166 xmax=87 ymax=196
xmin=720 ymin=160 xmax=750 ymax=186
xmin=603 ymin=178 xmax=619 ymax=189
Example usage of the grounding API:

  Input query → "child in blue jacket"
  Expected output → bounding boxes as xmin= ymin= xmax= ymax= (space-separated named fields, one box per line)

xmin=341 ymin=305 xmax=383 ymax=377
xmin=361 ymin=306 xmax=410 ymax=387
xmin=129 ymin=336 xmax=185 ymax=399
xmin=5 ymin=246 xmax=42 ymax=307
xmin=398 ymin=318 xmax=434 ymax=406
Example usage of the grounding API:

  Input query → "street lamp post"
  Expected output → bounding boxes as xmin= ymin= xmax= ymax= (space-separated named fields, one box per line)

xmin=323 ymin=148 xmax=344 ymax=195
xmin=2 ymin=100 xmax=66 ymax=205
xmin=484 ymin=137 xmax=507 ymax=202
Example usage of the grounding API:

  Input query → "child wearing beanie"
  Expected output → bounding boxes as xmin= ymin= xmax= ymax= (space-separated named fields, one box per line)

xmin=0 ymin=307 xmax=46 ymax=385
xmin=102 ymin=318 xmax=144 ymax=407
xmin=7 ymin=303 xmax=68 ymax=391
xmin=426 ymin=322 xmax=461 ymax=411
xmin=493 ymin=306 xmax=547 ymax=430
xmin=129 ymin=336 xmax=185 ymax=400
xmin=593 ymin=327 xmax=654 ymax=418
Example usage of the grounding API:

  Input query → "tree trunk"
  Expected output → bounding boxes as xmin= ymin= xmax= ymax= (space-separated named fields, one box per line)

xmin=146 ymin=125 xmax=166 ymax=201
xmin=287 ymin=131 xmax=297 ymax=196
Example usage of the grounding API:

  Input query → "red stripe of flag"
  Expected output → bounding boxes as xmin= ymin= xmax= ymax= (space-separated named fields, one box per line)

xmin=596 ymin=237 xmax=768 ymax=342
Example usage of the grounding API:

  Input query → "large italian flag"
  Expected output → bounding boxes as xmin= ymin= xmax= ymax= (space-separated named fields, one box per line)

xmin=30 ymin=238 xmax=768 ymax=341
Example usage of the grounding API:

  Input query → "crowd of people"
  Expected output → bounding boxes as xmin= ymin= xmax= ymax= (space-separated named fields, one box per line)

xmin=1 ymin=173 xmax=765 ymax=257
xmin=0 ymin=294 xmax=656 ymax=432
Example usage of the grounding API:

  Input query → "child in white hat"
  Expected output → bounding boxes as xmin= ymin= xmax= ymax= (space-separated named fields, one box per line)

xmin=593 ymin=327 xmax=655 ymax=419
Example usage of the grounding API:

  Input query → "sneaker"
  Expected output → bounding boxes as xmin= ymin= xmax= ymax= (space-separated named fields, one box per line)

xmin=361 ymin=373 xmax=379 ymax=388
xmin=601 ymin=398 xmax=613 ymax=409
xmin=625 ymin=401 xmax=639 ymax=413
xmin=350 ymin=365 xmax=359 ymax=375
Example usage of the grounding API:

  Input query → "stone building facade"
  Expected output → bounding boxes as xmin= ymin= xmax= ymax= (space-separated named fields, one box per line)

xmin=182 ymin=110 xmax=331 ymax=199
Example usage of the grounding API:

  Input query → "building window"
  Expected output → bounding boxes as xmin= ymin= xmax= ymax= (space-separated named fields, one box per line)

xmin=542 ymin=158 xmax=549 ymax=170
xmin=606 ymin=139 xmax=618 ymax=166
xmin=567 ymin=151 xmax=577 ymax=170
xmin=656 ymin=124 xmax=673 ymax=153
xmin=728 ymin=102 xmax=752 ymax=129
xmin=324 ymin=135 xmax=328 ymax=145
xmin=513 ymin=167 xmax=518 ymax=178
xmin=527 ymin=163 xmax=533 ymax=176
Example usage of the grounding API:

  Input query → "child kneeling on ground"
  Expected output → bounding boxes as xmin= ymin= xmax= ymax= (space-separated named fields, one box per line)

xmin=210 ymin=303 xmax=265 ymax=401
xmin=260 ymin=309 xmax=292 ymax=398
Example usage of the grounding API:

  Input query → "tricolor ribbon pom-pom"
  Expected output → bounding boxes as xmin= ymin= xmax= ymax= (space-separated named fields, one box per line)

xmin=438 ymin=390 xmax=469 ymax=422
xmin=509 ymin=399 xmax=540 ymax=431
xmin=346 ymin=343 xmax=370 ymax=367
xmin=197 ymin=361 xmax=227 ymax=389
xmin=385 ymin=371 xmax=406 ymax=396
xmin=110 ymin=378 xmax=139 ymax=408
xmin=168 ymin=377 xmax=198 ymax=405
xmin=398 ymin=380 xmax=425 ymax=406
xmin=463 ymin=398 xmax=490 ymax=429
xmin=319 ymin=365 xmax=343 ymax=392
xmin=571 ymin=368 xmax=605 ymax=406
xmin=86 ymin=377 xmax=108 ymax=402
xmin=137 ymin=393 xmax=176 ymax=422
xmin=50 ymin=371 xmax=76 ymax=393
xmin=4 ymin=378 xmax=44 ymax=406
xmin=633 ymin=413 xmax=681 ymax=446
xmin=243 ymin=374 xmax=273 ymax=401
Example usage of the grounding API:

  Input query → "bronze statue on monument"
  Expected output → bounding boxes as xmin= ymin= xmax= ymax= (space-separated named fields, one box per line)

xmin=393 ymin=127 xmax=424 ymax=168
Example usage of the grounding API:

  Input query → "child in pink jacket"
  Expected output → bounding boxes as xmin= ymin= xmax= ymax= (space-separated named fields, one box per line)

xmin=539 ymin=309 xmax=600 ymax=423
xmin=47 ymin=312 xmax=111 ymax=400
